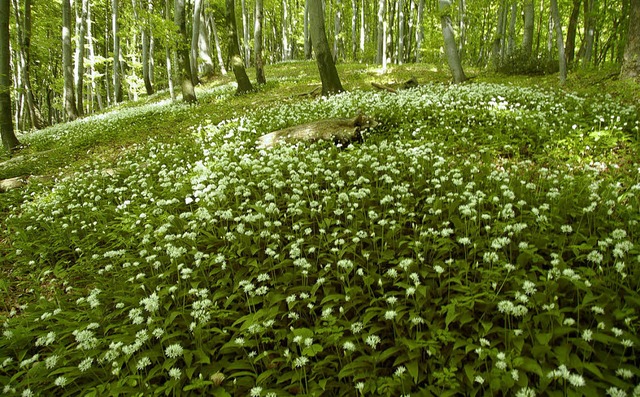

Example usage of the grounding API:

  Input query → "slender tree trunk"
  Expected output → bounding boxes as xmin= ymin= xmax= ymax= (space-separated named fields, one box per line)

xmin=565 ymin=0 xmax=581 ymax=66
xmin=439 ymin=0 xmax=466 ymax=83
xmin=550 ymin=0 xmax=567 ymax=84
xmin=198 ymin=1 xmax=215 ymax=78
xmin=255 ymin=0 xmax=266 ymax=84
xmin=377 ymin=0 xmax=385 ymax=64
xmin=415 ymin=0 xmax=424 ymax=61
xmin=351 ymin=0 xmax=357 ymax=59
xmin=1 ymin=0 xmax=20 ymax=152
xmin=507 ymin=2 xmax=517 ymax=56
xmin=210 ymin=14 xmax=227 ymax=75
xmin=582 ymin=0 xmax=595 ymax=64
xmin=621 ymin=0 xmax=640 ymax=81
xmin=458 ymin=0 xmax=466 ymax=59
xmin=309 ymin=0 xmax=344 ymax=95
xmin=334 ymin=0 xmax=342 ymax=61
xmin=492 ymin=0 xmax=507 ymax=68
xmin=226 ymin=0 xmax=253 ymax=94
xmin=63 ymin=0 xmax=79 ymax=120
xmin=175 ymin=0 xmax=197 ymax=102
xmin=523 ymin=0 xmax=534 ymax=58
xmin=282 ymin=0 xmax=289 ymax=61
xmin=190 ymin=0 xmax=203 ymax=85
xmin=165 ymin=0 xmax=175 ymax=100
xmin=112 ymin=0 xmax=123 ymax=103
xmin=304 ymin=0 xmax=312 ymax=59
xmin=142 ymin=0 xmax=154 ymax=94
xmin=398 ymin=0 xmax=404 ymax=64
xmin=241 ymin=0 xmax=250 ymax=65
xmin=618 ymin=0 xmax=631 ymax=64
xmin=87 ymin=1 xmax=103 ymax=111
xmin=74 ymin=0 xmax=88 ymax=115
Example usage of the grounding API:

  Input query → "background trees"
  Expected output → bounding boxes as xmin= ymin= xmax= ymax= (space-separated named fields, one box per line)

xmin=0 ymin=0 xmax=634 ymax=131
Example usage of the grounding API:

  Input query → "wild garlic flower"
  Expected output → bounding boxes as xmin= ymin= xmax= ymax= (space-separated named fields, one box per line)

xmin=168 ymin=367 xmax=182 ymax=380
xmin=365 ymin=334 xmax=381 ymax=350
xmin=165 ymin=343 xmax=184 ymax=358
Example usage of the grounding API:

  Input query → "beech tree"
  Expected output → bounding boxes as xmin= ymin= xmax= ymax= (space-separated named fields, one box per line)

xmin=621 ymin=0 xmax=640 ymax=81
xmin=112 ymin=0 xmax=123 ymax=103
xmin=550 ymin=0 xmax=567 ymax=84
xmin=226 ymin=0 xmax=253 ymax=94
xmin=1 ymin=0 xmax=20 ymax=152
xmin=439 ymin=0 xmax=466 ymax=83
xmin=62 ymin=0 xmax=79 ymax=120
xmin=175 ymin=0 xmax=197 ymax=103
xmin=255 ymin=0 xmax=266 ymax=85
xmin=308 ymin=0 xmax=344 ymax=95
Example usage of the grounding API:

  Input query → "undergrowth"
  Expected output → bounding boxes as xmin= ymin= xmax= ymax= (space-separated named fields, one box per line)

xmin=1 ymin=64 xmax=639 ymax=396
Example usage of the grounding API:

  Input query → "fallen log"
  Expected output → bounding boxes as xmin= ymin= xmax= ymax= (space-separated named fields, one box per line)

xmin=0 ymin=177 xmax=27 ymax=193
xmin=256 ymin=114 xmax=377 ymax=149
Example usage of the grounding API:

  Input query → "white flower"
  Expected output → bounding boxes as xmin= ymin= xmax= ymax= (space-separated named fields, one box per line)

xmin=136 ymin=356 xmax=151 ymax=371
xmin=568 ymin=373 xmax=585 ymax=387
xmin=168 ymin=367 xmax=182 ymax=380
xmin=78 ymin=357 xmax=93 ymax=372
xmin=365 ymin=334 xmax=381 ymax=349
xmin=45 ymin=355 xmax=59 ymax=369
xmin=165 ymin=343 xmax=184 ymax=358
xmin=343 ymin=341 xmax=356 ymax=352
xmin=54 ymin=376 xmax=68 ymax=387
xmin=474 ymin=375 xmax=484 ymax=384
xmin=250 ymin=386 xmax=263 ymax=397
xmin=394 ymin=366 xmax=406 ymax=377
xmin=582 ymin=329 xmax=593 ymax=342
xmin=615 ymin=368 xmax=634 ymax=379
xmin=515 ymin=387 xmax=536 ymax=397
xmin=294 ymin=356 xmax=308 ymax=368
xmin=384 ymin=310 xmax=397 ymax=320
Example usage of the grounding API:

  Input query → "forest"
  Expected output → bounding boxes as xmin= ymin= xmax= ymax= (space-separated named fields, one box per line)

xmin=1 ymin=0 xmax=640 ymax=396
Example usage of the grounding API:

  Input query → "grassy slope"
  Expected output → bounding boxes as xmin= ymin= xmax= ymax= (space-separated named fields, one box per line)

xmin=1 ymin=62 xmax=639 ymax=396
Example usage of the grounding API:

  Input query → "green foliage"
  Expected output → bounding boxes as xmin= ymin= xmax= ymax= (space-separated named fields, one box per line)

xmin=496 ymin=50 xmax=560 ymax=76
xmin=1 ymin=65 xmax=640 ymax=396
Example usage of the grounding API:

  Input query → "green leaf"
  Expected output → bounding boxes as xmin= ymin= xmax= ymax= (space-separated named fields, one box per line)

xmin=302 ymin=344 xmax=324 ymax=357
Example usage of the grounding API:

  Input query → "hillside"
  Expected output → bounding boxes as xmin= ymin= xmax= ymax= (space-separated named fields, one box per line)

xmin=1 ymin=63 xmax=640 ymax=396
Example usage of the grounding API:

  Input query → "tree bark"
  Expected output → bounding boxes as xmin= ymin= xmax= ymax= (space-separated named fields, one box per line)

xmin=142 ymin=0 xmax=154 ymax=95
xmin=351 ymin=0 xmax=357 ymax=59
xmin=165 ymin=0 xmax=175 ymax=100
xmin=398 ymin=0 xmax=405 ymax=64
xmin=74 ymin=0 xmax=88 ymax=115
xmin=377 ymin=0 xmax=385 ymax=64
xmin=282 ymin=0 xmax=290 ymax=61
xmin=360 ymin=0 xmax=366 ymax=55
xmin=241 ymin=0 xmax=250 ymax=66
xmin=1 ymin=0 xmax=20 ymax=152
xmin=175 ymin=0 xmax=197 ymax=102
xmin=226 ymin=0 xmax=253 ymax=94
xmin=458 ymin=0 xmax=466 ymax=59
xmin=522 ymin=0 xmax=534 ymax=58
xmin=550 ymin=0 xmax=567 ymax=84
xmin=62 ymin=0 xmax=79 ymax=120
xmin=621 ymin=0 xmax=640 ymax=81
xmin=507 ymin=2 xmax=517 ymax=57
xmin=415 ymin=0 xmax=424 ymax=61
xmin=304 ymin=0 xmax=312 ymax=59
xmin=87 ymin=1 xmax=103 ymax=111
xmin=492 ymin=0 xmax=507 ymax=68
xmin=334 ymin=0 xmax=342 ymax=61
xmin=255 ymin=0 xmax=266 ymax=84
xmin=198 ymin=1 xmax=215 ymax=79
xmin=565 ymin=0 xmax=581 ymax=66
xmin=190 ymin=0 xmax=203 ymax=85
xmin=581 ymin=0 xmax=596 ymax=64
xmin=210 ymin=14 xmax=227 ymax=75
xmin=439 ymin=0 xmax=466 ymax=83
xmin=112 ymin=0 xmax=123 ymax=103
xmin=309 ymin=0 xmax=344 ymax=95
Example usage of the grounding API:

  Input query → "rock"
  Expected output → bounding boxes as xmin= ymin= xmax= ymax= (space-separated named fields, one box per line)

xmin=0 ymin=177 xmax=27 ymax=193
xmin=256 ymin=114 xmax=377 ymax=149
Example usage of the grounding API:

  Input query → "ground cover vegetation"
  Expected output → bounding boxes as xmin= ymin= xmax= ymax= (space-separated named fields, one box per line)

xmin=1 ymin=63 xmax=640 ymax=396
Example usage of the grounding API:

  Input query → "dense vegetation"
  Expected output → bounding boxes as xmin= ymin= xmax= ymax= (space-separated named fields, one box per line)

xmin=1 ymin=63 xmax=639 ymax=396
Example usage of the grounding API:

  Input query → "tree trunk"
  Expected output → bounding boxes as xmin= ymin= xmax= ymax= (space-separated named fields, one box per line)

xmin=142 ymin=0 xmax=154 ymax=95
xmin=241 ymin=0 xmax=250 ymax=66
xmin=522 ymin=0 xmax=534 ymax=58
xmin=415 ymin=0 xmax=424 ymax=61
xmin=458 ymin=0 xmax=466 ymax=59
xmin=439 ymin=0 xmax=466 ymax=83
xmin=621 ymin=0 xmax=640 ymax=81
xmin=1 ymin=0 xmax=20 ymax=152
xmin=507 ymin=2 xmax=517 ymax=56
xmin=74 ymin=0 xmax=88 ymax=115
xmin=210 ymin=14 xmax=227 ymax=75
xmin=112 ymin=0 xmax=123 ymax=103
xmin=175 ymin=0 xmax=197 ymax=102
xmin=63 ymin=0 xmax=79 ymax=120
xmin=190 ymin=0 xmax=203 ymax=85
xmin=550 ymin=0 xmax=567 ymax=84
xmin=351 ymin=0 xmax=357 ymax=59
xmin=304 ymin=0 xmax=312 ymax=59
xmin=581 ymin=0 xmax=595 ymax=64
xmin=13 ymin=0 xmax=46 ymax=129
xmin=492 ymin=0 xmax=507 ymax=68
xmin=334 ymin=0 xmax=342 ymax=61
xmin=309 ymin=0 xmax=344 ymax=95
xmin=377 ymin=0 xmax=385 ymax=64
xmin=226 ymin=0 xmax=253 ymax=94
xmin=165 ymin=0 xmax=175 ymax=100
xmin=618 ymin=0 xmax=631 ymax=64
xmin=398 ymin=0 xmax=404 ymax=64
xmin=198 ymin=1 xmax=215 ymax=79
xmin=255 ymin=0 xmax=266 ymax=84
xmin=565 ymin=0 xmax=581 ymax=66
xmin=87 ymin=2 xmax=103 ymax=111
xmin=360 ymin=0 xmax=366 ymax=55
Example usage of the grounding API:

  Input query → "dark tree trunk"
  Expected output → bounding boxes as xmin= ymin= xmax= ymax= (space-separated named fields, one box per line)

xmin=226 ymin=0 xmax=253 ymax=94
xmin=62 ymin=0 xmax=79 ymax=120
xmin=255 ymin=0 xmax=266 ymax=85
xmin=1 ymin=0 xmax=20 ymax=152
xmin=112 ymin=0 xmax=123 ymax=103
xmin=309 ymin=0 xmax=344 ymax=95
xmin=565 ymin=0 xmax=581 ymax=66
xmin=142 ymin=0 xmax=154 ymax=95
xmin=175 ymin=0 xmax=197 ymax=102
xmin=621 ymin=0 xmax=640 ymax=81
xmin=522 ymin=0 xmax=534 ymax=58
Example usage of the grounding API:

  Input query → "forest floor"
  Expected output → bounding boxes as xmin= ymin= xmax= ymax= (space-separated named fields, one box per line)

xmin=1 ymin=62 xmax=639 ymax=396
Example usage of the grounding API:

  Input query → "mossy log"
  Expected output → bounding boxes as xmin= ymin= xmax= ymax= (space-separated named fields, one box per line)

xmin=256 ymin=114 xmax=377 ymax=149
xmin=0 ymin=177 xmax=26 ymax=192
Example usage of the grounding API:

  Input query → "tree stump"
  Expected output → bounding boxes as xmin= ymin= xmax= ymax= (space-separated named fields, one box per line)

xmin=256 ymin=114 xmax=377 ymax=149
